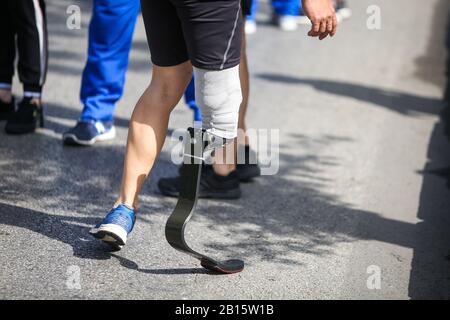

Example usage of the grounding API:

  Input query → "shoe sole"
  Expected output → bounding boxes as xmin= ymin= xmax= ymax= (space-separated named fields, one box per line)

xmin=103 ymin=241 xmax=123 ymax=251
xmin=91 ymin=223 xmax=127 ymax=246
xmin=237 ymin=166 xmax=261 ymax=183
xmin=63 ymin=126 xmax=116 ymax=146
xmin=200 ymin=189 xmax=241 ymax=199
xmin=5 ymin=125 xmax=37 ymax=134
xmin=89 ymin=226 xmax=124 ymax=251
xmin=160 ymin=187 xmax=241 ymax=199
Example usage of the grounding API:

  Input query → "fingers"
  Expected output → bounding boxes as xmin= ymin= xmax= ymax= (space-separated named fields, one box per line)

xmin=317 ymin=18 xmax=333 ymax=40
xmin=330 ymin=15 xmax=338 ymax=37
xmin=319 ymin=32 xmax=328 ymax=40
xmin=308 ymin=21 xmax=321 ymax=37
xmin=319 ymin=19 xmax=327 ymax=33
xmin=326 ymin=17 xmax=333 ymax=33
xmin=307 ymin=9 xmax=338 ymax=40
xmin=311 ymin=19 xmax=321 ymax=35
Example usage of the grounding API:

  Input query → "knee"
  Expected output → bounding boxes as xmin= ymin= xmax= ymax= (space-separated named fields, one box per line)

xmin=194 ymin=65 xmax=242 ymax=139
xmin=158 ymin=81 xmax=186 ymax=105
xmin=151 ymin=65 xmax=193 ymax=104
xmin=173 ymin=66 xmax=193 ymax=89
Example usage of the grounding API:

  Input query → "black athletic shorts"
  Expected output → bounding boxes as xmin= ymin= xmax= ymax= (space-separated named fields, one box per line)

xmin=141 ymin=0 xmax=244 ymax=70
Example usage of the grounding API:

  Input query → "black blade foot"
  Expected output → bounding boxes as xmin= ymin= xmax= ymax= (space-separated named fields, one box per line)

xmin=200 ymin=258 xmax=244 ymax=274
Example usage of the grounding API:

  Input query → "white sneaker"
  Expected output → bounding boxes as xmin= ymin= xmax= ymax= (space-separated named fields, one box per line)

xmin=245 ymin=20 xmax=257 ymax=35
xmin=337 ymin=7 xmax=352 ymax=20
xmin=336 ymin=0 xmax=352 ymax=20
xmin=279 ymin=15 xmax=298 ymax=31
xmin=297 ymin=14 xmax=311 ymax=25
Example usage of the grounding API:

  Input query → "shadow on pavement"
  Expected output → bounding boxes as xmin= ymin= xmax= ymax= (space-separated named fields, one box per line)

xmin=256 ymin=74 xmax=444 ymax=116
xmin=110 ymin=254 xmax=212 ymax=275
xmin=0 ymin=202 xmax=113 ymax=260
xmin=253 ymin=0 xmax=450 ymax=299
xmin=1 ymin=126 xmax=449 ymax=292
xmin=408 ymin=7 xmax=450 ymax=299
xmin=44 ymin=102 xmax=131 ymax=133
xmin=409 ymin=118 xmax=450 ymax=299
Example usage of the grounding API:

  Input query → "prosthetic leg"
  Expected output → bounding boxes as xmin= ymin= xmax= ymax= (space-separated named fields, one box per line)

xmin=165 ymin=127 xmax=244 ymax=274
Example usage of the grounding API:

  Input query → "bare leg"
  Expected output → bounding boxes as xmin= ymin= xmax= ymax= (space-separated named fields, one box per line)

xmin=237 ymin=28 xmax=250 ymax=146
xmin=213 ymin=24 xmax=250 ymax=176
xmin=115 ymin=61 xmax=193 ymax=209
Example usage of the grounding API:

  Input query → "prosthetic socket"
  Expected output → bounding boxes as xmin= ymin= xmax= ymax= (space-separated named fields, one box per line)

xmin=194 ymin=65 xmax=242 ymax=141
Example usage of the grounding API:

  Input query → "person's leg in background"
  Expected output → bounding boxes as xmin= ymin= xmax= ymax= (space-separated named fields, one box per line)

xmin=235 ymin=19 xmax=261 ymax=181
xmin=63 ymin=0 xmax=140 ymax=146
xmin=272 ymin=0 xmax=300 ymax=31
xmin=0 ymin=0 xmax=16 ymax=121
xmin=209 ymin=4 xmax=260 ymax=182
xmin=183 ymin=76 xmax=202 ymax=122
xmin=5 ymin=0 xmax=48 ymax=134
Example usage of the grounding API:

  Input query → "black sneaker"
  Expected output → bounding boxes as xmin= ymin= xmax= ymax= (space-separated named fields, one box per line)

xmin=175 ymin=145 xmax=261 ymax=182
xmin=5 ymin=97 xmax=44 ymax=134
xmin=236 ymin=145 xmax=261 ymax=182
xmin=158 ymin=165 xmax=241 ymax=199
xmin=0 ymin=97 xmax=15 ymax=121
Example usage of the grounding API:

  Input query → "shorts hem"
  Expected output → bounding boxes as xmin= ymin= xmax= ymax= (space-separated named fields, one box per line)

xmin=192 ymin=59 xmax=240 ymax=71
xmin=151 ymin=57 xmax=190 ymax=68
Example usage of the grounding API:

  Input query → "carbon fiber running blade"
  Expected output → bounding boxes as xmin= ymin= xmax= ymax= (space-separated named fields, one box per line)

xmin=165 ymin=128 xmax=244 ymax=274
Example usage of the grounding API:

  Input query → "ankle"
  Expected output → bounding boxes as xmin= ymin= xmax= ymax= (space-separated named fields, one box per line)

xmin=212 ymin=163 xmax=236 ymax=176
xmin=114 ymin=198 xmax=137 ymax=211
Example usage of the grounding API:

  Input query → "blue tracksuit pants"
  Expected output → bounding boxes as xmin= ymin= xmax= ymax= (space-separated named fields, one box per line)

xmin=272 ymin=0 xmax=301 ymax=16
xmin=80 ymin=0 xmax=199 ymax=122
xmin=247 ymin=0 xmax=301 ymax=20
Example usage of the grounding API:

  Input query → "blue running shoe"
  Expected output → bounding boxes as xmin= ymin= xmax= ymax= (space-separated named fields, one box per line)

xmin=63 ymin=120 xmax=116 ymax=146
xmin=90 ymin=204 xmax=136 ymax=246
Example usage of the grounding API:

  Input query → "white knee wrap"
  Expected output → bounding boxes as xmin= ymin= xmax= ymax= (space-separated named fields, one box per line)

xmin=194 ymin=65 xmax=242 ymax=140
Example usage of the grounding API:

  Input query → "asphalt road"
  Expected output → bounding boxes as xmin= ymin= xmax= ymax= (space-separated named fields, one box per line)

xmin=1 ymin=0 xmax=450 ymax=299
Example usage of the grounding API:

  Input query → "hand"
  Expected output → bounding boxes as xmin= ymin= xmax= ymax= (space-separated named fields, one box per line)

xmin=302 ymin=0 xmax=338 ymax=40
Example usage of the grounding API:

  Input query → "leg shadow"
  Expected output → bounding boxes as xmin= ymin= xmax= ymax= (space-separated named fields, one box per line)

xmin=0 ymin=202 xmax=114 ymax=260
xmin=110 ymin=254 xmax=214 ymax=275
